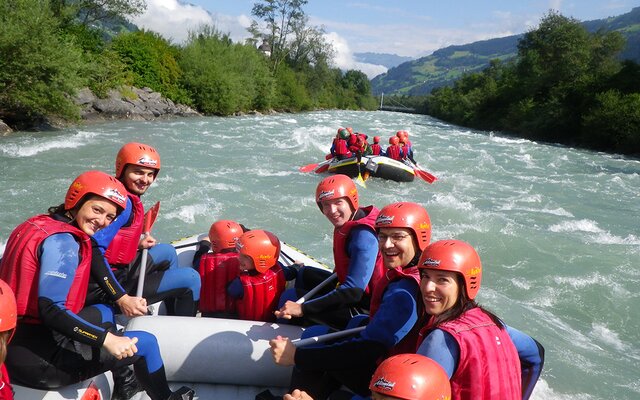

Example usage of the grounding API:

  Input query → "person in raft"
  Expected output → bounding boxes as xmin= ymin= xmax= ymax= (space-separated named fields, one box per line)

xmin=330 ymin=128 xmax=352 ymax=160
xmin=217 ymin=230 xmax=297 ymax=322
xmin=283 ymin=353 xmax=451 ymax=400
xmin=0 ymin=170 xmax=194 ymax=400
xmin=384 ymin=136 xmax=404 ymax=161
xmin=0 ymin=279 xmax=17 ymax=400
xmin=269 ymin=202 xmax=431 ymax=399
xmin=90 ymin=142 xmax=200 ymax=317
xmin=397 ymin=131 xmax=417 ymax=165
xmin=275 ymin=174 xmax=385 ymax=330
xmin=416 ymin=239 xmax=545 ymax=400
xmin=370 ymin=136 xmax=382 ymax=156
xmin=191 ymin=219 xmax=244 ymax=318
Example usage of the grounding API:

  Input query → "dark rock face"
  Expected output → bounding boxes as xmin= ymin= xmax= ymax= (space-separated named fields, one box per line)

xmin=76 ymin=86 xmax=200 ymax=122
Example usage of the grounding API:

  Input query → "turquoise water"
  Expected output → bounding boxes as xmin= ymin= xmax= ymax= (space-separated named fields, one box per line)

xmin=1 ymin=110 xmax=639 ymax=399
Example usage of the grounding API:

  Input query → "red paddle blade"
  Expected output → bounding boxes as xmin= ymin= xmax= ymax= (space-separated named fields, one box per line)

xmin=143 ymin=201 xmax=160 ymax=233
xmin=416 ymin=169 xmax=437 ymax=184
xmin=299 ymin=163 xmax=319 ymax=173
xmin=315 ymin=163 xmax=330 ymax=173
xmin=80 ymin=381 xmax=101 ymax=400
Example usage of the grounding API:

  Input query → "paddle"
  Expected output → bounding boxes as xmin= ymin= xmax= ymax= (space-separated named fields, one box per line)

xmin=299 ymin=163 xmax=319 ymax=173
xmin=406 ymin=160 xmax=437 ymax=184
xmin=80 ymin=381 xmax=100 ymax=400
xmin=292 ymin=326 xmax=366 ymax=347
xmin=355 ymin=154 xmax=367 ymax=188
xmin=136 ymin=201 xmax=160 ymax=297
xmin=295 ymin=272 xmax=337 ymax=304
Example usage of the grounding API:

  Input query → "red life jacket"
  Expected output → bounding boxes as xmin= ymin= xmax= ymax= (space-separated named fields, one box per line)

xmin=369 ymin=265 xmax=423 ymax=356
xmin=334 ymin=138 xmax=351 ymax=157
xmin=370 ymin=144 xmax=381 ymax=155
xmin=105 ymin=192 xmax=144 ymax=266
xmin=198 ymin=252 xmax=239 ymax=313
xmin=426 ymin=308 xmax=522 ymax=400
xmin=401 ymin=144 xmax=409 ymax=160
xmin=0 ymin=364 xmax=13 ymax=400
xmin=386 ymin=145 xmax=402 ymax=160
xmin=0 ymin=215 xmax=92 ymax=320
xmin=236 ymin=266 xmax=286 ymax=322
xmin=332 ymin=206 xmax=385 ymax=296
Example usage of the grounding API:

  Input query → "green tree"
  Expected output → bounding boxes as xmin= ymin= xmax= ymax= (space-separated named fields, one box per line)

xmin=50 ymin=0 xmax=146 ymax=25
xmin=110 ymin=30 xmax=189 ymax=104
xmin=0 ymin=0 xmax=85 ymax=123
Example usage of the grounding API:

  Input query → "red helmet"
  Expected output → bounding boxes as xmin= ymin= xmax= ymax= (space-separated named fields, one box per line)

xmin=65 ymin=170 xmax=128 ymax=212
xmin=346 ymin=127 xmax=354 ymax=135
xmin=418 ymin=240 xmax=482 ymax=300
xmin=369 ymin=353 xmax=451 ymax=400
xmin=375 ymin=202 xmax=431 ymax=251
xmin=373 ymin=136 xmax=381 ymax=144
xmin=115 ymin=142 xmax=161 ymax=178
xmin=0 ymin=279 xmax=17 ymax=333
xmin=236 ymin=230 xmax=280 ymax=273
xmin=209 ymin=220 xmax=243 ymax=252
xmin=315 ymin=174 xmax=358 ymax=212
xmin=389 ymin=136 xmax=400 ymax=145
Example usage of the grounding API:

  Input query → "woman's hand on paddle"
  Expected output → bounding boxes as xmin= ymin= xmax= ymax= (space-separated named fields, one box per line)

xmin=138 ymin=234 xmax=157 ymax=249
xmin=275 ymin=300 xmax=303 ymax=319
xmin=269 ymin=335 xmax=296 ymax=366
xmin=116 ymin=294 xmax=148 ymax=317
xmin=284 ymin=389 xmax=314 ymax=400
xmin=104 ymin=333 xmax=139 ymax=360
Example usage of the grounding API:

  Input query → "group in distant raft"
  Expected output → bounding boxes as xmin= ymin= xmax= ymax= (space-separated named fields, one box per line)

xmin=0 ymin=140 xmax=544 ymax=400
xmin=329 ymin=127 xmax=417 ymax=163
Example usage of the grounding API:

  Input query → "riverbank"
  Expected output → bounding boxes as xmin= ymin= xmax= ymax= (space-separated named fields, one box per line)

xmin=0 ymin=86 xmax=201 ymax=135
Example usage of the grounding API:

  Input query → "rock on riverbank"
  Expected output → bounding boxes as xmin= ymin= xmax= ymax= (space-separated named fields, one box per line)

xmin=0 ymin=86 xmax=200 ymax=135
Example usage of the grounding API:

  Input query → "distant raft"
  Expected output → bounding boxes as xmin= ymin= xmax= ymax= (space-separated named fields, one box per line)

xmin=321 ymin=155 xmax=416 ymax=182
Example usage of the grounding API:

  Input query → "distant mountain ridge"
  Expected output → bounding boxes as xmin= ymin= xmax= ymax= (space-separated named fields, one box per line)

xmin=353 ymin=52 xmax=414 ymax=69
xmin=372 ymin=7 xmax=640 ymax=96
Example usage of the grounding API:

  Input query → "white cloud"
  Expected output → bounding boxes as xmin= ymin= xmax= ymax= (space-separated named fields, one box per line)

xmin=131 ymin=0 xmax=252 ymax=44
xmin=324 ymin=32 xmax=388 ymax=79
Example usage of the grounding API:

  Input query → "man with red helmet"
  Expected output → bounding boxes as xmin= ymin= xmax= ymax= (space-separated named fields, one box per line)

xmin=416 ymin=240 xmax=544 ymax=400
xmin=92 ymin=142 xmax=200 ymax=319
xmin=271 ymin=202 xmax=431 ymax=399
xmin=191 ymin=220 xmax=244 ymax=318
xmin=0 ymin=171 xmax=194 ymax=400
xmin=283 ymin=353 xmax=450 ymax=400
xmin=385 ymin=136 xmax=404 ymax=161
xmin=330 ymin=128 xmax=353 ymax=160
xmin=370 ymin=136 xmax=382 ymax=156
xmin=275 ymin=174 xmax=384 ymax=330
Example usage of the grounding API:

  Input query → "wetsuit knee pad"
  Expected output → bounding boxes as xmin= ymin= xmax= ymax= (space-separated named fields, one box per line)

xmin=124 ymin=330 xmax=163 ymax=372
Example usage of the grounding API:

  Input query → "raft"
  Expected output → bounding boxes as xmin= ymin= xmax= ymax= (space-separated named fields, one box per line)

xmin=322 ymin=155 xmax=415 ymax=182
xmin=12 ymin=234 xmax=332 ymax=400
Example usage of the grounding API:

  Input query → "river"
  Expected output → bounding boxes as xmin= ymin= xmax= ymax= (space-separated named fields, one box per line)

xmin=1 ymin=110 xmax=639 ymax=399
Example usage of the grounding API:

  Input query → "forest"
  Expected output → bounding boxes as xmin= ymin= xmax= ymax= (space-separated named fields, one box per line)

xmin=0 ymin=0 xmax=377 ymax=130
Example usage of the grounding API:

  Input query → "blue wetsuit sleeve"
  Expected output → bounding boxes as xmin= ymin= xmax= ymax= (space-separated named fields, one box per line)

xmin=301 ymin=226 xmax=377 ymax=315
xmin=227 ymin=276 xmax=244 ymax=299
xmin=416 ymin=328 xmax=459 ymax=378
xmin=295 ymin=279 xmax=420 ymax=372
xmin=278 ymin=261 xmax=299 ymax=281
xmin=91 ymin=196 xmax=132 ymax=254
xmin=506 ymin=325 xmax=545 ymax=400
xmin=89 ymin=241 xmax=127 ymax=300
xmin=38 ymin=234 xmax=109 ymax=346
xmin=360 ymin=279 xmax=420 ymax=347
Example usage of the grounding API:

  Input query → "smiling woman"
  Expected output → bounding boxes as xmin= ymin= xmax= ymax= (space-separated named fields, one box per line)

xmin=0 ymin=170 xmax=194 ymax=400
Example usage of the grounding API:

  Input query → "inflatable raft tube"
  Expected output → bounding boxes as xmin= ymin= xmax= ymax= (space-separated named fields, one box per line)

xmin=327 ymin=155 xmax=415 ymax=182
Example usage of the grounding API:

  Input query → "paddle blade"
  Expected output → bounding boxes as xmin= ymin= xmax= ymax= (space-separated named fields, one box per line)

xmin=416 ymin=169 xmax=437 ymax=184
xmin=81 ymin=381 xmax=101 ymax=400
xmin=299 ymin=163 xmax=319 ymax=173
xmin=143 ymin=201 xmax=160 ymax=233
xmin=315 ymin=163 xmax=330 ymax=173
xmin=356 ymin=173 xmax=367 ymax=188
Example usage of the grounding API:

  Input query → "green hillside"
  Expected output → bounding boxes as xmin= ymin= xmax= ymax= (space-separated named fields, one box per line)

xmin=372 ymin=7 xmax=640 ymax=96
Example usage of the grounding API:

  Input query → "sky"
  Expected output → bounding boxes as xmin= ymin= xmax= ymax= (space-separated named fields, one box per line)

xmin=130 ymin=0 xmax=639 ymax=78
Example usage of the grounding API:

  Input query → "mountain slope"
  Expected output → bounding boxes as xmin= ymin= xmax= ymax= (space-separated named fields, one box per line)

xmin=372 ymin=7 xmax=640 ymax=96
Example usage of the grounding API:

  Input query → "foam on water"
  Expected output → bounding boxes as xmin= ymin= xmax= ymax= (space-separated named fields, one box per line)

xmin=1 ymin=130 xmax=98 ymax=157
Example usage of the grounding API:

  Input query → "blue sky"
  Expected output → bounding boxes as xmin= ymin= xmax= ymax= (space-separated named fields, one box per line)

xmin=131 ymin=1 xmax=638 ymax=77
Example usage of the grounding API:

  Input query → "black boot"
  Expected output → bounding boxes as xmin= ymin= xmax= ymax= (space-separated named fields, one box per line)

xmin=167 ymin=386 xmax=195 ymax=400
xmin=112 ymin=365 xmax=144 ymax=400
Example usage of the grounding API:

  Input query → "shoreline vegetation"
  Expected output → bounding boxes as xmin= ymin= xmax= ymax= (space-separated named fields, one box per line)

xmin=1 ymin=2 xmax=638 ymax=157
